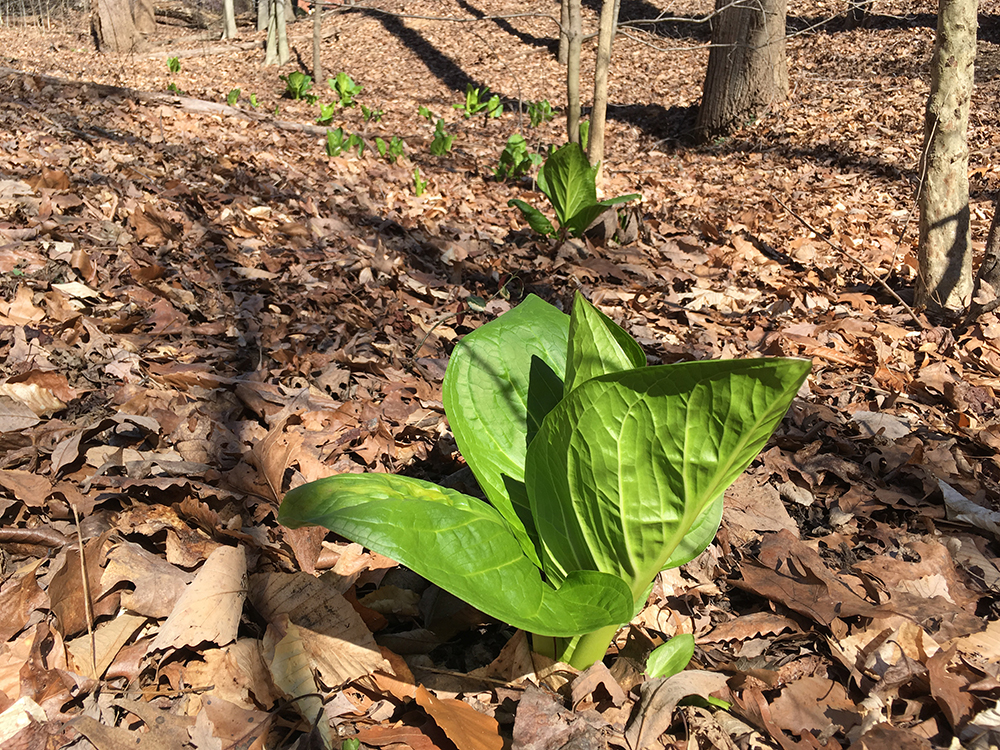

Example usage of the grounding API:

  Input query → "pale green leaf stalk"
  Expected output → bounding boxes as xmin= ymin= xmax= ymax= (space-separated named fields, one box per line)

xmin=279 ymin=293 xmax=811 ymax=668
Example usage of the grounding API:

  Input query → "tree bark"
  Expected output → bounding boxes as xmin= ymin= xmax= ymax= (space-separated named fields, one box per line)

xmin=265 ymin=0 xmax=290 ymax=65
xmin=132 ymin=0 xmax=154 ymax=34
xmin=222 ymin=0 xmax=237 ymax=37
xmin=565 ymin=0 xmax=581 ymax=143
xmin=92 ymin=0 xmax=142 ymax=53
xmin=917 ymin=0 xmax=977 ymax=316
xmin=313 ymin=0 xmax=322 ymax=80
xmin=696 ymin=0 xmax=788 ymax=141
xmin=964 ymin=197 xmax=1000 ymax=323
xmin=587 ymin=0 xmax=620 ymax=171
xmin=258 ymin=0 xmax=268 ymax=31
xmin=558 ymin=0 xmax=569 ymax=65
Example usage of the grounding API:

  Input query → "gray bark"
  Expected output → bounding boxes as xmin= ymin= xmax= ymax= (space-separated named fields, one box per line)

xmin=222 ymin=0 xmax=237 ymax=38
xmin=565 ymin=0 xmax=581 ymax=143
xmin=587 ymin=0 xmax=620 ymax=170
xmin=93 ymin=0 xmax=142 ymax=53
xmin=696 ymin=0 xmax=788 ymax=141
xmin=917 ymin=0 xmax=977 ymax=316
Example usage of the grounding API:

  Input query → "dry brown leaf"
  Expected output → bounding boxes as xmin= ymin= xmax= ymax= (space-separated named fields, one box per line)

xmin=624 ymin=671 xmax=729 ymax=750
xmin=249 ymin=571 xmax=387 ymax=687
xmin=151 ymin=544 xmax=247 ymax=652
xmin=415 ymin=685 xmax=503 ymax=750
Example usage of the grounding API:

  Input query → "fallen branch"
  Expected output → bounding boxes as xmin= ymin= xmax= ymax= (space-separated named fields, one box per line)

xmin=774 ymin=195 xmax=927 ymax=330
xmin=0 ymin=66 xmax=331 ymax=138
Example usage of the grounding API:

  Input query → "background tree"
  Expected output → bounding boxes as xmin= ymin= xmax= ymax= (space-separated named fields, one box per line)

xmin=131 ymin=0 xmax=154 ymax=35
xmin=92 ymin=0 xmax=142 ymax=52
xmin=917 ymin=0 xmax=977 ymax=316
xmin=587 ymin=0 xmax=620 ymax=171
xmin=565 ymin=0 xmax=582 ymax=143
xmin=265 ymin=0 xmax=290 ymax=65
xmin=696 ymin=0 xmax=788 ymax=141
xmin=223 ymin=0 xmax=237 ymax=38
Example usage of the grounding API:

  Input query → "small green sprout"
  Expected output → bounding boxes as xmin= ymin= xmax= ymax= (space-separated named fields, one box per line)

xmin=226 ymin=88 xmax=240 ymax=106
xmin=430 ymin=119 xmax=454 ymax=156
xmin=167 ymin=56 xmax=181 ymax=73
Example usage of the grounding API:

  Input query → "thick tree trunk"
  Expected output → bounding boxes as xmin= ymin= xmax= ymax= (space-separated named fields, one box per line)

xmin=92 ymin=0 xmax=142 ymax=53
xmin=587 ymin=0 xmax=620 ymax=171
xmin=565 ymin=0 xmax=582 ymax=143
xmin=917 ymin=0 xmax=977 ymax=316
xmin=132 ymin=0 xmax=154 ymax=34
xmin=696 ymin=0 xmax=788 ymax=141
xmin=222 ymin=0 xmax=237 ymax=38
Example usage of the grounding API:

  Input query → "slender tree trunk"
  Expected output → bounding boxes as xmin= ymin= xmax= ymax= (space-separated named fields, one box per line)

xmin=92 ymin=0 xmax=142 ymax=52
xmin=313 ymin=0 xmax=322 ymax=80
xmin=696 ymin=0 xmax=788 ymax=141
xmin=265 ymin=0 xmax=290 ymax=65
xmin=565 ymin=0 xmax=581 ymax=143
xmin=587 ymin=0 xmax=619 ymax=171
xmin=222 ymin=0 xmax=237 ymax=38
xmin=918 ymin=0 xmax=977 ymax=316
xmin=964 ymin=197 xmax=1000 ymax=323
xmin=558 ymin=0 xmax=569 ymax=65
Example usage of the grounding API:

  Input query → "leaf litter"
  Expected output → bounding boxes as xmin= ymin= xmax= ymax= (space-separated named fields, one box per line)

xmin=0 ymin=0 xmax=998 ymax=748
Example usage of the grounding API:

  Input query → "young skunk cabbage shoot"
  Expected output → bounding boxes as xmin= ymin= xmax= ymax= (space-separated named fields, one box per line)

xmin=279 ymin=293 xmax=811 ymax=668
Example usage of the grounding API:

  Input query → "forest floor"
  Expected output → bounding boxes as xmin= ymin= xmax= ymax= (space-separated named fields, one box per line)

xmin=0 ymin=0 xmax=999 ymax=748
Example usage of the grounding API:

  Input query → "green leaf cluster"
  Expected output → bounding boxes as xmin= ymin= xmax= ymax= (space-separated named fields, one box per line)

xmin=328 ymin=72 xmax=363 ymax=107
xmin=167 ymin=56 xmax=181 ymax=73
xmin=325 ymin=128 xmax=365 ymax=158
xmin=430 ymin=119 xmax=454 ymax=156
xmin=361 ymin=104 xmax=383 ymax=122
xmin=375 ymin=136 xmax=405 ymax=163
xmin=494 ymin=134 xmax=542 ymax=181
xmin=527 ymin=99 xmax=555 ymax=127
xmin=226 ymin=88 xmax=240 ymax=106
xmin=414 ymin=167 xmax=427 ymax=196
xmin=454 ymin=83 xmax=501 ymax=119
xmin=279 ymin=293 xmax=810 ymax=668
xmin=280 ymin=71 xmax=316 ymax=103
xmin=316 ymin=102 xmax=338 ymax=125
xmin=508 ymin=142 xmax=640 ymax=239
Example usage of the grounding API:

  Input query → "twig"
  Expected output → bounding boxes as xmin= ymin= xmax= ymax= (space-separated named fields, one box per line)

xmin=70 ymin=503 xmax=98 ymax=681
xmin=773 ymin=195 xmax=927 ymax=330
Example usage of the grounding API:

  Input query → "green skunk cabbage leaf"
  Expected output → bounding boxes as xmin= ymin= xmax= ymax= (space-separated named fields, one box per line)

xmin=565 ymin=293 xmax=646 ymax=395
xmin=525 ymin=358 xmax=811 ymax=594
xmin=278 ymin=473 xmax=633 ymax=636
xmin=508 ymin=199 xmax=556 ymax=237
xmin=646 ymin=634 xmax=695 ymax=679
xmin=537 ymin=143 xmax=600 ymax=230
xmin=442 ymin=294 xmax=569 ymax=563
xmin=660 ymin=494 xmax=723 ymax=570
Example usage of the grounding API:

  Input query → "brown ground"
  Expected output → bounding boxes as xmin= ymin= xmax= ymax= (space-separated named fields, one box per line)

xmin=0 ymin=1 xmax=998 ymax=748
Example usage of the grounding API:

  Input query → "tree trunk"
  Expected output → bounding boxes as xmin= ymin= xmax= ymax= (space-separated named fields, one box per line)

xmin=964 ymin=197 xmax=1000 ymax=323
xmin=587 ymin=0 xmax=620 ymax=171
xmin=313 ymin=0 xmax=322 ymax=81
xmin=565 ymin=0 xmax=581 ymax=143
xmin=917 ymin=0 xmax=977 ymax=316
xmin=132 ymin=0 xmax=154 ymax=34
xmin=265 ymin=0 xmax=290 ymax=65
xmin=558 ymin=0 xmax=569 ymax=65
xmin=222 ymin=0 xmax=237 ymax=38
xmin=258 ymin=0 xmax=268 ymax=31
xmin=92 ymin=0 xmax=142 ymax=53
xmin=696 ymin=0 xmax=788 ymax=141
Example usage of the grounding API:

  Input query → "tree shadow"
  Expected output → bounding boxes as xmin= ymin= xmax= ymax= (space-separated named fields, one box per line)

xmin=454 ymin=0 xmax=558 ymax=53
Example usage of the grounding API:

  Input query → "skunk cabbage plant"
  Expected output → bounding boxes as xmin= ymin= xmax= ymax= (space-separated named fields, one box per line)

xmin=279 ymin=294 xmax=810 ymax=668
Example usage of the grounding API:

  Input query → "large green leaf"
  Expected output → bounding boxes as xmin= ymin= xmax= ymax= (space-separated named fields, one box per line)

xmin=564 ymin=292 xmax=646 ymax=395
xmin=561 ymin=194 xmax=642 ymax=238
xmin=525 ymin=358 xmax=811 ymax=596
xmin=507 ymin=199 xmax=556 ymax=237
xmin=442 ymin=295 xmax=569 ymax=563
xmin=537 ymin=143 xmax=599 ymax=230
xmin=278 ymin=473 xmax=634 ymax=636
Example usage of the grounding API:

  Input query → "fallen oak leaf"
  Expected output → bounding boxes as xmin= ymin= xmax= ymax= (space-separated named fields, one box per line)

xmin=624 ymin=670 xmax=729 ymax=750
